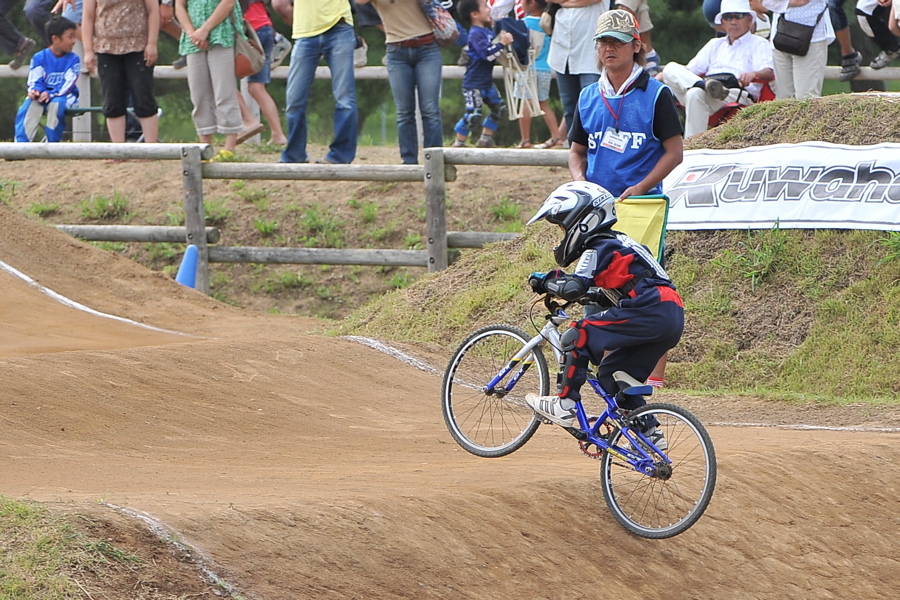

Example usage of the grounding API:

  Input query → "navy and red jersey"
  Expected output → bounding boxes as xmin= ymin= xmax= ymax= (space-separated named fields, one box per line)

xmin=463 ymin=25 xmax=505 ymax=91
xmin=547 ymin=231 xmax=681 ymax=309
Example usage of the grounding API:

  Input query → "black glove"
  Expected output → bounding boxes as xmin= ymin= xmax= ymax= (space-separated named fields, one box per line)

xmin=528 ymin=272 xmax=547 ymax=294
xmin=528 ymin=270 xmax=563 ymax=295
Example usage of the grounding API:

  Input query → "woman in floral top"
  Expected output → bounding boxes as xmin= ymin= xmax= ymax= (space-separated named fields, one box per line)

xmin=82 ymin=0 xmax=160 ymax=144
xmin=175 ymin=0 xmax=243 ymax=160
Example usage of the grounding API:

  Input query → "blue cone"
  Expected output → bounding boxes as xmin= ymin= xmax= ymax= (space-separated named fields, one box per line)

xmin=175 ymin=244 xmax=199 ymax=288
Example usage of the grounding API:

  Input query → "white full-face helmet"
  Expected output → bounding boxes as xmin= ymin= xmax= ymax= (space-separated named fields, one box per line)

xmin=527 ymin=181 xmax=618 ymax=267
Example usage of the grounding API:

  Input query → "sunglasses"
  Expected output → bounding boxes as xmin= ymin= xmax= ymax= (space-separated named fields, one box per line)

xmin=721 ymin=12 xmax=748 ymax=21
xmin=597 ymin=37 xmax=631 ymax=47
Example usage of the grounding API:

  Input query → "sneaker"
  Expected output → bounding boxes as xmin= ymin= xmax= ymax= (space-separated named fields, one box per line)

xmin=703 ymin=78 xmax=728 ymax=101
xmin=644 ymin=50 xmax=661 ymax=77
xmin=9 ymin=37 xmax=36 ymax=70
xmin=172 ymin=55 xmax=187 ymax=69
xmin=475 ymin=136 xmax=497 ymax=148
xmin=210 ymin=149 xmax=235 ymax=162
xmin=525 ymin=394 xmax=577 ymax=427
xmin=271 ymin=34 xmax=292 ymax=69
xmin=643 ymin=426 xmax=668 ymax=451
xmin=839 ymin=51 xmax=861 ymax=82
xmin=457 ymin=45 xmax=469 ymax=66
xmin=354 ymin=36 xmax=367 ymax=68
xmin=451 ymin=139 xmax=467 ymax=147
xmin=870 ymin=49 xmax=900 ymax=70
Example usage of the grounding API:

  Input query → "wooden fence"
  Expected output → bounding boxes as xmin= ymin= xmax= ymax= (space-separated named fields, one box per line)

xmin=0 ymin=142 xmax=555 ymax=294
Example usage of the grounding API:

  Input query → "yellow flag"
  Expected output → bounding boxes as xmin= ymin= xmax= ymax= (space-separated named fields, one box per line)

xmin=614 ymin=195 xmax=669 ymax=260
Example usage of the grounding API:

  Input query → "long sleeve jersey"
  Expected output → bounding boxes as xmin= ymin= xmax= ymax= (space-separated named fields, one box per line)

xmin=463 ymin=24 xmax=505 ymax=91
xmin=26 ymin=48 xmax=80 ymax=104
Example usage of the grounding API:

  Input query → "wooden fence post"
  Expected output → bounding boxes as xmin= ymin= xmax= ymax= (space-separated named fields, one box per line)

xmin=424 ymin=147 xmax=448 ymax=272
xmin=181 ymin=145 xmax=210 ymax=294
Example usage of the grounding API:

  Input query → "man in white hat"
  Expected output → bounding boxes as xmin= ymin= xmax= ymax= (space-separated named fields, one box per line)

xmin=656 ymin=0 xmax=774 ymax=138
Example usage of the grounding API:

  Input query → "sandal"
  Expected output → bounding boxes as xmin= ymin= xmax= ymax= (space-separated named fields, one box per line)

xmin=515 ymin=140 xmax=532 ymax=149
xmin=534 ymin=137 xmax=561 ymax=149
xmin=236 ymin=123 xmax=265 ymax=145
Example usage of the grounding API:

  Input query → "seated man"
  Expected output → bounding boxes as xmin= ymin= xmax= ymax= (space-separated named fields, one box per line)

xmin=657 ymin=0 xmax=773 ymax=138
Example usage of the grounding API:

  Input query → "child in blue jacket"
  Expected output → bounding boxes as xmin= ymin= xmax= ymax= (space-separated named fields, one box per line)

xmin=452 ymin=0 xmax=513 ymax=148
xmin=14 ymin=17 xmax=80 ymax=143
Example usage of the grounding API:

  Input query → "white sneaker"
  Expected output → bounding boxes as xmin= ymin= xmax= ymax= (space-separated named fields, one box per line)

xmin=525 ymin=394 xmax=577 ymax=427
xmin=643 ymin=426 xmax=668 ymax=451
xmin=354 ymin=36 xmax=368 ymax=68
xmin=271 ymin=34 xmax=292 ymax=69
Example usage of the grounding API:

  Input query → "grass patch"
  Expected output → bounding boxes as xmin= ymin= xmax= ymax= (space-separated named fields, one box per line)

xmin=204 ymin=197 xmax=233 ymax=225
xmin=80 ymin=192 xmax=130 ymax=221
xmin=490 ymin=196 xmax=521 ymax=222
xmin=0 ymin=179 xmax=19 ymax=205
xmin=300 ymin=205 xmax=346 ymax=248
xmin=26 ymin=201 xmax=60 ymax=218
xmin=0 ymin=495 xmax=139 ymax=599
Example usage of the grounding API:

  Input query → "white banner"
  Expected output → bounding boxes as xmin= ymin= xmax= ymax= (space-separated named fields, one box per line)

xmin=662 ymin=142 xmax=900 ymax=231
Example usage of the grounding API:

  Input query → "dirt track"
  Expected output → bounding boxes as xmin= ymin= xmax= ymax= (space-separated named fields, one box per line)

xmin=1 ymin=204 xmax=899 ymax=599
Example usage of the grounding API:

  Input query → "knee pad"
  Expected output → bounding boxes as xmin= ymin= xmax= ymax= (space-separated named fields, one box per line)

xmin=558 ymin=349 xmax=590 ymax=399
xmin=465 ymin=110 xmax=483 ymax=130
xmin=560 ymin=324 xmax=588 ymax=353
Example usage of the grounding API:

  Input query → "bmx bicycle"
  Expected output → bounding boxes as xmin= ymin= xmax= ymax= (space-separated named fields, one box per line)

xmin=441 ymin=291 xmax=717 ymax=539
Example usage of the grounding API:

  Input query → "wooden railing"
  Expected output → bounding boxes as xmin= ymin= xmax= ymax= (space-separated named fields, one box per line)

xmin=0 ymin=142 xmax=542 ymax=294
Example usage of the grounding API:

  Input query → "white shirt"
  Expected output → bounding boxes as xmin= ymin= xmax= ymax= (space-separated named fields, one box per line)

xmin=547 ymin=3 xmax=607 ymax=76
xmin=687 ymin=30 xmax=774 ymax=100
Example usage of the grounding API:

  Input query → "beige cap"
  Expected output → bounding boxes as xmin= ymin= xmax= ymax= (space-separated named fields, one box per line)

xmin=593 ymin=10 xmax=641 ymax=43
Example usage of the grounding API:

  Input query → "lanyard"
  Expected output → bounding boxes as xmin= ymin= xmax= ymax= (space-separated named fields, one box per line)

xmin=600 ymin=90 xmax=624 ymax=133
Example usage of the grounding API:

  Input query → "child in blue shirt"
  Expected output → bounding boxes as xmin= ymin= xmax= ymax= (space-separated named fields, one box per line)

xmin=452 ymin=0 xmax=513 ymax=148
xmin=14 ymin=17 xmax=80 ymax=143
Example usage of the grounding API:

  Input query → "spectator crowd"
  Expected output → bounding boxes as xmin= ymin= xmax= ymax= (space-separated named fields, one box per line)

xmin=6 ymin=0 xmax=900 ymax=160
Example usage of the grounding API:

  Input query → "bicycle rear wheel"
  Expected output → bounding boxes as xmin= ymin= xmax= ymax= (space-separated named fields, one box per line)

xmin=600 ymin=403 xmax=716 ymax=539
xmin=442 ymin=325 xmax=549 ymax=458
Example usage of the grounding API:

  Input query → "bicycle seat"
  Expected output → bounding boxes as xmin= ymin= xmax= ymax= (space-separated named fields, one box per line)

xmin=613 ymin=371 xmax=653 ymax=398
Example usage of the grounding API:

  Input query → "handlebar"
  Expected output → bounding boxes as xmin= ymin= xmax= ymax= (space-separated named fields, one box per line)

xmin=540 ymin=287 xmax=606 ymax=315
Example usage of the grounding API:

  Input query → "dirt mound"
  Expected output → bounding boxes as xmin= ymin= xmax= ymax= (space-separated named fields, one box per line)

xmin=1 ymin=133 xmax=899 ymax=597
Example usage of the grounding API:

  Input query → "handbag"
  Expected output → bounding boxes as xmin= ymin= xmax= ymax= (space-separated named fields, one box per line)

xmin=539 ymin=3 xmax=560 ymax=36
xmin=418 ymin=0 xmax=460 ymax=47
xmin=772 ymin=9 xmax=826 ymax=57
xmin=232 ymin=16 xmax=265 ymax=78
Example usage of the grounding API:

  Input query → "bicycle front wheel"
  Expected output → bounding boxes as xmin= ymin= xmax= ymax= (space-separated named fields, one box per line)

xmin=600 ymin=403 xmax=717 ymax=539
xmin=441 ymin=325 xmax=549 ymax=458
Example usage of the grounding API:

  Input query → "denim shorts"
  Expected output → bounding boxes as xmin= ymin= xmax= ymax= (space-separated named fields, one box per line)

xmin=247 ymin=24 xmax=274 ymax=85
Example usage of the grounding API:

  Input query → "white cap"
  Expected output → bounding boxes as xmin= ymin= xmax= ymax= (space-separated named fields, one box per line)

xmin=714 ymin=0 xmax=754 ymax=24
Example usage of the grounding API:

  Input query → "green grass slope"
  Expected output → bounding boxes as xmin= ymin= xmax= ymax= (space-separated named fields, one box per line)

xmin=336 ymin=95 xmax=900 ymax=403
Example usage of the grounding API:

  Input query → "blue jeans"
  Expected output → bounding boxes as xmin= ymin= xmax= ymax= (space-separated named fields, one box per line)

xmin=556 ymin=71 xmax=600 ymax=136
xmin=385 ymin=41 xmax=443 ymax=164
xmin=24 ymin=0 xmax=54 ymax=45
xmin=282 ymin=21 xmax=357 ymax=164
xmin=0 ymin=0 xmax=28 ymax=54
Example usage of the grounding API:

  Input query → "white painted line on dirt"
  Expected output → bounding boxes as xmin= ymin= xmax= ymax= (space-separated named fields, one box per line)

xmin=346 ymin=336 xmax=900 ymax=434
xmin=0 ymin=259 xmax=191 ymax=337
xmin=341 ymin=336 xmax=443 ymax=376
xmin=708 ymin=421 xmax=900 ymax=433
xmin=105 ymin=503 xmax=247 ymax=599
